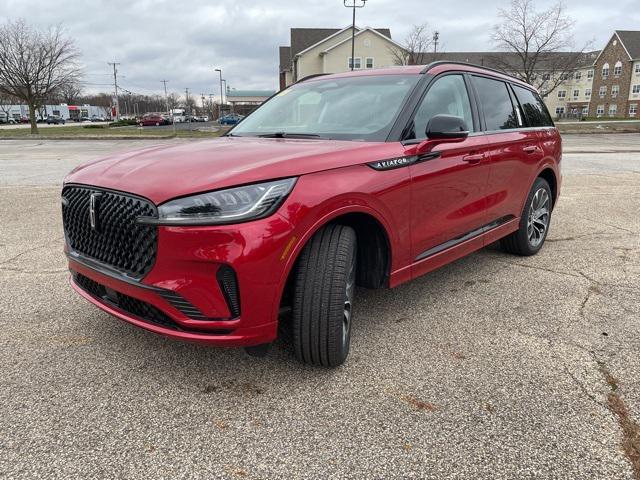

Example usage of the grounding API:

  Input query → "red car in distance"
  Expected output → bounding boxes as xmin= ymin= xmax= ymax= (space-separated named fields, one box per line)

xmin=63 ymin=62 xmax=561 ymax=367
xmin=139 ymin=113 xmax=166 ymax=126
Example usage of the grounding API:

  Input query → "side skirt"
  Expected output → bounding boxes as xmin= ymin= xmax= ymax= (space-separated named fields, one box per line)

xmin=390 ymin=216 xmax=518 ymax=285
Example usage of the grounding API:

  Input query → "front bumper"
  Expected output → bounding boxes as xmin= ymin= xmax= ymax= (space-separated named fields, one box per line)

xmin=67 ymin=212 xmax=296 ymax=347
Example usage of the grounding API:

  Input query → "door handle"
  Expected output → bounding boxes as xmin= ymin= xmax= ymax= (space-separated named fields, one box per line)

xmin=523 ymin=145 xmax=540 ymax=154
xmin=462 ymin=152 xmax=485 ymax=164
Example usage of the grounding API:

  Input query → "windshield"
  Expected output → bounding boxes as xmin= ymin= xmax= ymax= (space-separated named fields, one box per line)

xmin=230 ymin=74 xmax=419 ymax=141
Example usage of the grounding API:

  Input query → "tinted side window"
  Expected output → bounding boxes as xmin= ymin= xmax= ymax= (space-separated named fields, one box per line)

xmin=473 ymin=76 xmax=519 ymax=131
xmin=408 ymin=74 xmax=474 ymax=140
xmin=512 ymin=85 xmax=554 ymax=127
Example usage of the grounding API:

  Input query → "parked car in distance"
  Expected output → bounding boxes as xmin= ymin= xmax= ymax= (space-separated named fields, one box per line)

xmin=46 ymin=115 xmax=66 ymax=125
xmin=90 ymin=115 xmax=106 ymax=122
xmin=139 ymin=113 xmax=166 ymax=126
xmin=62 ymin=63 xmax=561 ymax=367
xmin=218 ymin=113 xmax=243 ymax=125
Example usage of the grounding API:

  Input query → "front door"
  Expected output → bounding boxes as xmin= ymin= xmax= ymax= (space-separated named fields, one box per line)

xmin=406 ymin=74 xmax=491 ymax=266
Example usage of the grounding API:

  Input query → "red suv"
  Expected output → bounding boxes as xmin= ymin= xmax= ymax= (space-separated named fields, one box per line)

xmin=63 ymin=63 xmax=561 ymax=367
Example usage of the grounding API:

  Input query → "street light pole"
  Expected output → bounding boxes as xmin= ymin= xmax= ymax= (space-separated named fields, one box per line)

xmin=343 ymin=0 xmax=366 ymax=71
xmin=215 ymin=68 xmax=223 ymax=121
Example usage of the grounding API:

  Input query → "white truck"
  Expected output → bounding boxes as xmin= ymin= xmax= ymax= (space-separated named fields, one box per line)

xmin=171 ymin=108 xmax=187 ymax=123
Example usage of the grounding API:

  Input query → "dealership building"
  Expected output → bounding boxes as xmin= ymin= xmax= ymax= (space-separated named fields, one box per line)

xmin=0 ymin=104 xmax=111 ymax=122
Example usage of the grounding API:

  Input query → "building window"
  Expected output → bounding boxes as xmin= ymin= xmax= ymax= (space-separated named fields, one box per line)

xmin=633 ymin=85 xmax=640 ymax=94
xmin=611 ymin=85 xmax=619 ymax=98
xmin=348 ymin=57 xmax=362 ymax=69
xmin=542 ymin=73 xmax=550 ymax=81
xmin=585 ymin=88 xmax=591 ymax=98
xmin=630 ymin=104 xmax=638 ymax=116
xmin=557 ymin=90 xmax=566 ymax=99
xmin=587 ymin=69 xmax=594 ymax=79
xmin=582 ymin=106 xmax=589 ymax=115
xmin=597 ymin=105 xmax=604 ymax=115
xmin=599 ymin=86 xmax=607 ymax=97
xmin=365 ymin=57 xmax=374 ymax=69
xmin=573 ymin=89 xmax=580 ymax=98
xmin=636 ymin=64 xmax=640 ymax=74
xmin=560 ymin=73 xmax=569 ymax=81
xmin=608 ymin=104 xmax=617 ymax=116
xmin=602 ymin=63 xmax=609 ymax=78
xmin=575 ymin=71 xmax=582 ymax=81
xmin=614 ymin=61 xmax=622 ymax=77
xmin=555 ymin=106 xmax=565 ymax=116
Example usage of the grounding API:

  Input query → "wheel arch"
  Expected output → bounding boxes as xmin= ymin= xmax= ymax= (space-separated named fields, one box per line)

xmin=537 ymin=167 xmax=558 ymax=209
xmin=276 ymin=207 xmax=393 ymax=316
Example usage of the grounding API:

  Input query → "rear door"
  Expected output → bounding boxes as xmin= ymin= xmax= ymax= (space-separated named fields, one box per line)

xmin=407 ymin=73 xmax=491 ymax=265
xmin=471 ymin=75 xmax=545 ymax=224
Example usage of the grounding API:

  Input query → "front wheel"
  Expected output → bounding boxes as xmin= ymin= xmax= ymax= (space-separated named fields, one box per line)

xmin=501 ymin=177 xmax=552 ymax=256
xmin=291 ymin=224 xmax=357 ymax=367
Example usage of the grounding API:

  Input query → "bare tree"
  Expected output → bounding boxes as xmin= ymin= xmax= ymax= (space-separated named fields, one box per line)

xmin=0 ymin=19 xmax=81 ymax=133
xmin=56 ymin=81 xmax=83 ymax=105
xmin=492 ymin=0 xmax=591 ymax=95
xmin=389 ymin=24 xmax=433 ymax=66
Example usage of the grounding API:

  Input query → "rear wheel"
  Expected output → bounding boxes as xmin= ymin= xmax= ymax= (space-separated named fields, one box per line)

xmin=501 ymin=177 xmax=552 ymax=256
xmin=291 ymin=224 xmax=357 ymax=367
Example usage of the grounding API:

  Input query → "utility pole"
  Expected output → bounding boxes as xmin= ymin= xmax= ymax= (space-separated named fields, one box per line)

xmin=433 ymin=31 xmax=440 ymax=54
xmin=161 ymin=79 xmax=169 ymax=113
xmin=108 ymin=62 xmax=120 ymax=120
xmin=184 ymin=87 xmax=191 ymax=113
xmin=215 ymin=68 xmax=223 ymax=120
xmin=208 ymin=94 xmax=214 ymax=119
xmin=343 ymin=0 xmax=367 ymax=71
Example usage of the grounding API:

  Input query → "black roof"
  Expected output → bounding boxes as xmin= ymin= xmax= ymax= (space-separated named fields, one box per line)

xmin=616 ymin=30 xmax=640 ymax=59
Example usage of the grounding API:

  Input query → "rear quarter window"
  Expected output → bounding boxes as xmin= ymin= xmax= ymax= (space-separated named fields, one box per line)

xmin=512 ymin=85 xmax=554 ymax=127
xmin=472 ymin=76 xmax=520 ymax=131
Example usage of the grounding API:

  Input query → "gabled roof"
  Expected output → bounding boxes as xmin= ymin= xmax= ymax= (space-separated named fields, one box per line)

xmin=290 ymin=26 xmax=391 ymax=57
xmin=320 ymin=27 xmax=404 ymax=54
xmin=616 ymin=30 xmax=640 ymax=59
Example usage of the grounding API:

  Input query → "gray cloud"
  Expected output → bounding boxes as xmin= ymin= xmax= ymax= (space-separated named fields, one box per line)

xmin=1 ymin=0 xmax=638 ymax=100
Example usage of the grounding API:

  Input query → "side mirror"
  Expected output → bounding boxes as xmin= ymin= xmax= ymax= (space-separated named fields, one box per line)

xmin=426 ymin=114 xmax=469 ymax=140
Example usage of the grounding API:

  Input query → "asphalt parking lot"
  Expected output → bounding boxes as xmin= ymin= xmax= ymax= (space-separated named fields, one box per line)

xmin=1 ymin=134 xmax=639 ymax=479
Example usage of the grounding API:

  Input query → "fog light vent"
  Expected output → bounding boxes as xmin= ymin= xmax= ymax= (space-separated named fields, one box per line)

xmin=216 ymin=265 xmax=240 ymax=318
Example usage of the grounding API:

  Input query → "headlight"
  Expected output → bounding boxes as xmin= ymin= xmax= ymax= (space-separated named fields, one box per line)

xmin=140 ymin=178 xmax=297 ymax=226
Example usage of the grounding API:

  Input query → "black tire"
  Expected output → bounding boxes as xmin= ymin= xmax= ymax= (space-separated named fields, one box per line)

xmin=501 ymin=177 xmax=552 ymax=256
xmin=292 ymin=224 xmax=357 ymax=367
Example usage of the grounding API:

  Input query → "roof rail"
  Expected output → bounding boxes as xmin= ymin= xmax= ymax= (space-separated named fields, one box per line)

xmin=420 ymin=60 xmax=526 ymax=83
xmin=295 ymin=73 xmax=331 ymax=84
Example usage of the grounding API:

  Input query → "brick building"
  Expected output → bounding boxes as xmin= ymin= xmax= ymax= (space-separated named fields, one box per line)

xmin=589 ymin=31 xmax=640 ymax=118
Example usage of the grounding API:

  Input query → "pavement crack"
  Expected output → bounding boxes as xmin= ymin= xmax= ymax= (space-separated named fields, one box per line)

xmin=495 ymin=260 xmax=581 ymax=278
xmin=597 ymin=361 xmax=640 ymax=479
xmin=0 ymin=237 xmax=64 ymax=266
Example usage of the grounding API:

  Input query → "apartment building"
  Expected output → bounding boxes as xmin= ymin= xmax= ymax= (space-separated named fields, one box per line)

xmin=278 ymin=28 xmax=640 ymax=119
xmin=278 ymin=26 xmax=403 ymax=89
xmin=588 ymin=31 xmax=640 ymax=118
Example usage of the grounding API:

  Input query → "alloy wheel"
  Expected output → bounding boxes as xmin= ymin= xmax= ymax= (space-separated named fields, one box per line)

xmin=343 ymin=252 xmax=356 ymax=347
xmin=527 ymin=188 xmax=550 ymax=247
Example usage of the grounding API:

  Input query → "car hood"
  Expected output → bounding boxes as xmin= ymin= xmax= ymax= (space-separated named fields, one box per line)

xmin=65 ymin=136 xmax=401 ymax=204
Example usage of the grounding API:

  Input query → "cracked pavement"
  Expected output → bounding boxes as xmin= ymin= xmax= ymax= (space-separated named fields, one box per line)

xmin=1 ymin=134 xmax=639 ymax=479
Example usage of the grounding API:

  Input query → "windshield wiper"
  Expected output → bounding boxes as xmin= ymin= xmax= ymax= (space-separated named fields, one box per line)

xmin=257 ymin=132 xmax=321 ymax=139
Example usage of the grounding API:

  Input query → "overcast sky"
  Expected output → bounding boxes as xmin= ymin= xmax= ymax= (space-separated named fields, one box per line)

xmin=1 ymin=0 xmax=638 ymax=100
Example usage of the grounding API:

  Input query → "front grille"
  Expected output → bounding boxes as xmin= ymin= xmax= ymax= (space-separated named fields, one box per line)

xmin=62 ymin=185 xmax=157 ymax=279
